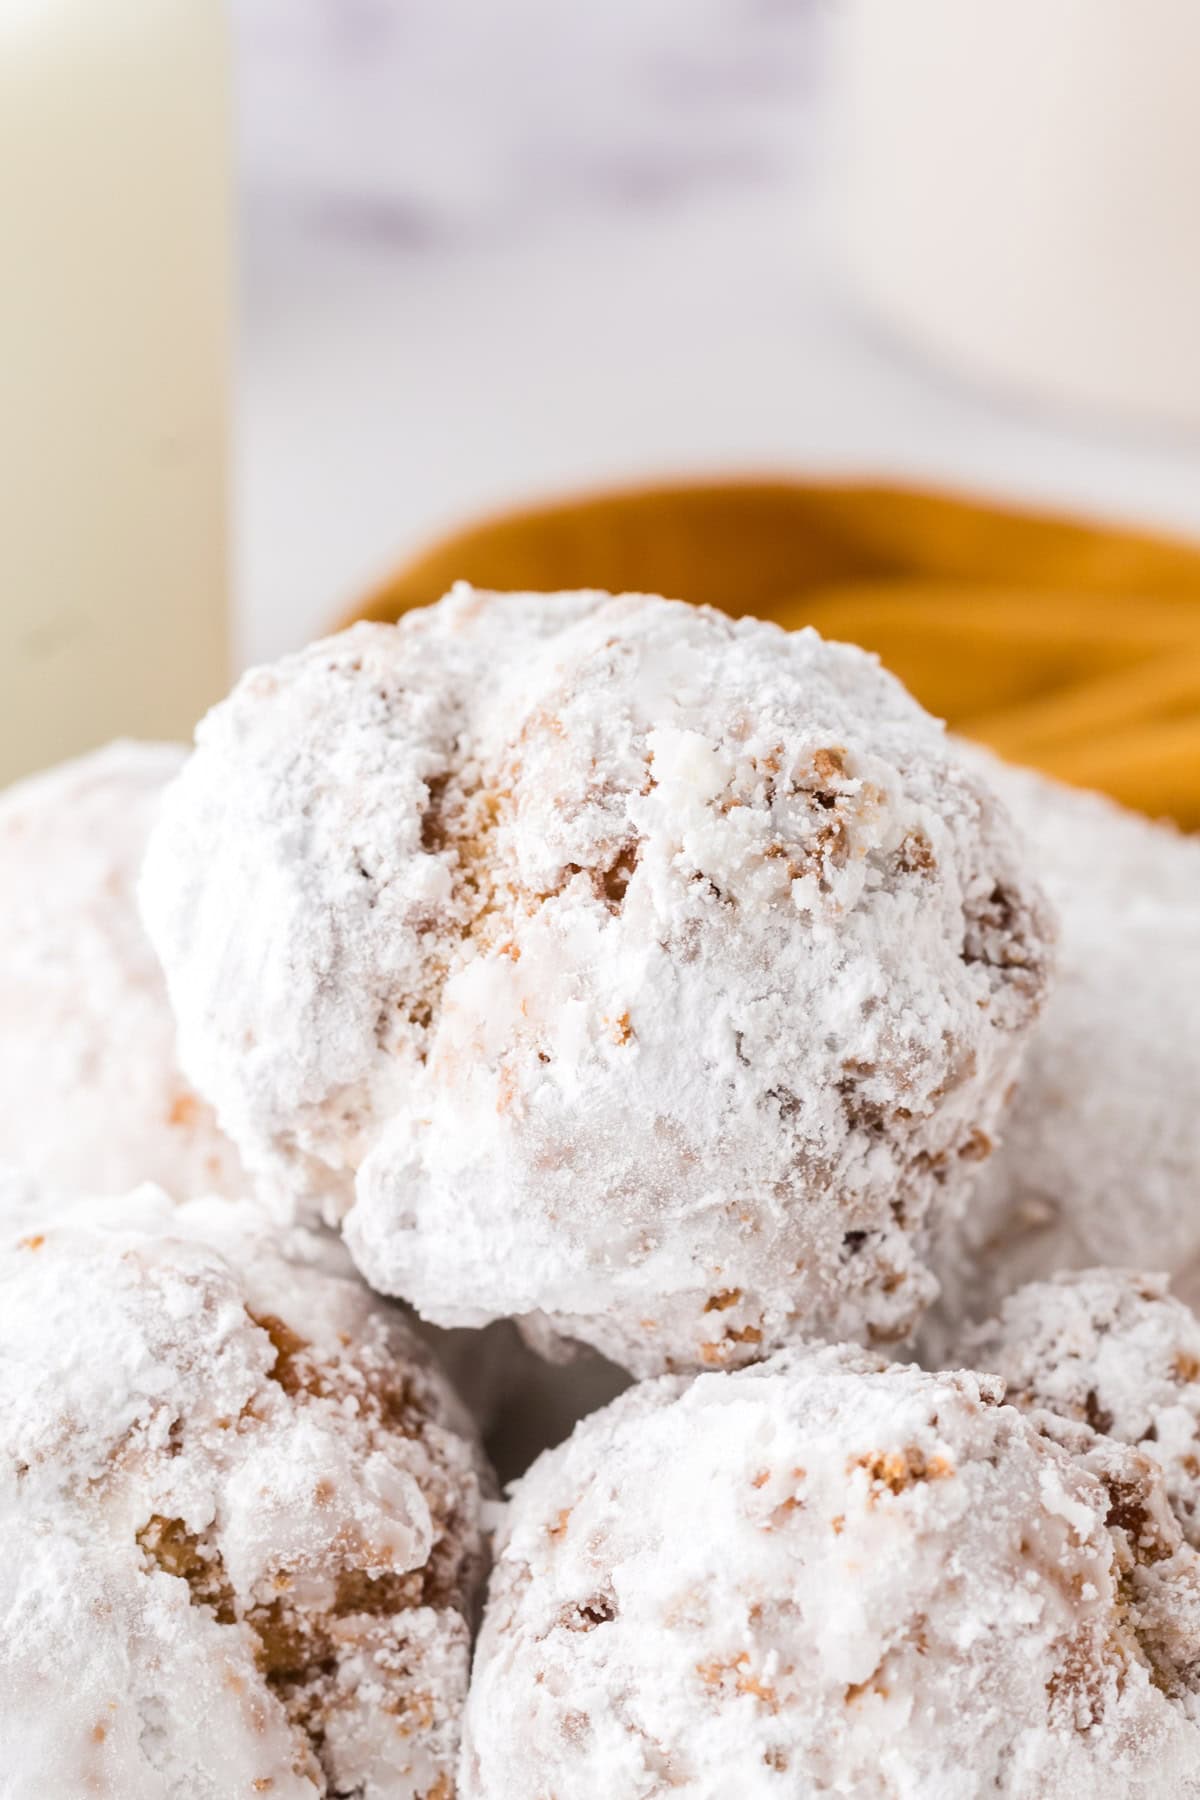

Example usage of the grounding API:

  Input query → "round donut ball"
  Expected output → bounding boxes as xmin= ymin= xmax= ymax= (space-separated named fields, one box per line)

xmin=142 ymin=588 xmax=1052 ymax=1373
xmin=0 ymin=1187 xmax=487 ymax=1798
xmin=0 ymin=743 xmax=246 ymax=1199
xmin=461 ymin=1347 xmax=1200 ymax=1799
xmin=927 ymin=751 xmax=1200 ymax=1341
xmin=965 ymin=1268 xmax=1200 ymax=1550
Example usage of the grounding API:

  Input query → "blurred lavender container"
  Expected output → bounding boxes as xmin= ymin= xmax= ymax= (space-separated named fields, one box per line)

xmin=235 ymin=0 xmax=822 ymax=246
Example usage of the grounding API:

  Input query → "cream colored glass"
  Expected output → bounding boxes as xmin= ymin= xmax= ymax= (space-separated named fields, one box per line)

xmin=0 ymin=2 xmax=229 ymax=785
xmin=839 ymin=0 xmax=1200 ymax=429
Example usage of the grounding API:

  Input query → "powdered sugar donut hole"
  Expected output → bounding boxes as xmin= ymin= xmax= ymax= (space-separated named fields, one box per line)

xmin=0 ymin=743 xmax=245 ymax=1200
xmin=926 ymin=751 xmax=1200 ymax=1347
xmin=0 ymin=1187 xmax=488 ymax=1798
xmin=462 ymin=1345 xmax=1200 ymax=1797
xmin=141 ymin=587 xmax=1052 ymax=1374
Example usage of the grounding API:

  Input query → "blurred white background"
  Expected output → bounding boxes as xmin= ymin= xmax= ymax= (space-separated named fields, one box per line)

xmin=235 ymin=0 xmax=1200 ymax=664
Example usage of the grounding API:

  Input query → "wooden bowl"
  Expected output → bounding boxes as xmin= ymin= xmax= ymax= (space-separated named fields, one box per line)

xmin=342 ymin=478 xmax=1200 ymax=827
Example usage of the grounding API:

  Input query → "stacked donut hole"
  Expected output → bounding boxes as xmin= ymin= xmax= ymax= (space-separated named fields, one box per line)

xmin=3 ymin=587 xmax=1199 ymax=1796
xmin=0 ymin=743 xmax=248 ymax=1202
xmin=921 ymin=744 xmax=1200 ymax=1354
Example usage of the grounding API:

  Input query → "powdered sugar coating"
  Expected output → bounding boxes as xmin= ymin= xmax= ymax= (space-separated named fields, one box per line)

xmin=0 ymin=743 xmax=246 ymax=1199
xmin=0 ymin=1187 xmax=486 ymax=1798
xmin=930 ymin=752 xmax=1200 ymax=1339
xmin=142 ymin=588 xmax=1052 ymax=1374
xmin=966 ymin=1269 xmax=1200 ymax=1551
xmin=462 ymin=1346 xmax=1200 ymax=1798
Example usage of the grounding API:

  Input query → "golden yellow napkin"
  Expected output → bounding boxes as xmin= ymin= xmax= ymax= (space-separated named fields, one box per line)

xmin=345 ymin=480 xmax=1200 ymax=829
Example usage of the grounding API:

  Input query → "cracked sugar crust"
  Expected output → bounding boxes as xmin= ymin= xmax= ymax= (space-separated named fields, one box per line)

xmin=0 ymin=743 xmax=246 ymax=1200
xmin=964 ymin=1269 xmax=1200 ymax=1555
xmin=0 ymin=1186 xmax=487 ymax=1799
xmin=926 ymin=750 xmax=1200 ymax=1345
xmin=142 ymin=588 xmax=1053 ymax=1374
xmin=461 ymin=1346 xmax=1200 ymax=1800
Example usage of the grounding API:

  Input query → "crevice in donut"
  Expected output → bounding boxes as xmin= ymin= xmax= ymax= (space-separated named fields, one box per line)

xmin=248 ymin=1310 xmax=326 ymax=1400
xmin=418 ymin=771 xmax=455 ymax=857
xmin=544 ymin=840 xmax=641 ymax=916
xmin=599 ymin=843 xmax=639 ymax=912
xmin=136 ymin=1515 xmax=236 ymax=1624
xmin=557 ymin=1593 xmax=617 ymax=1633
xmin=1101 ymin=1476 xmax=1173 ymax=1566
xmin=138 ymin=1506 xmax=463 ymax=1791
xmin=962 ymin=883 xmax=1044 ymax=1004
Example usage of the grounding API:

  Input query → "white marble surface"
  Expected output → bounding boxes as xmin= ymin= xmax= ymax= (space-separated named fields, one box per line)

xmin=236 ymin=0 xmax=1200 ymax=666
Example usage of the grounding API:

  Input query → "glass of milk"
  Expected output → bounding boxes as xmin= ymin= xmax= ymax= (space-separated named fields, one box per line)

xmin=837 ymin=0 xmax=1200 ymax=431
xmin=0 ymin=2 xmax=229 ymax=786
